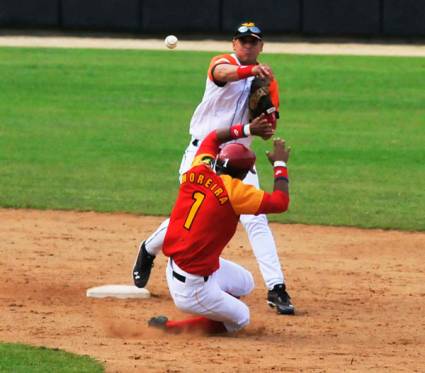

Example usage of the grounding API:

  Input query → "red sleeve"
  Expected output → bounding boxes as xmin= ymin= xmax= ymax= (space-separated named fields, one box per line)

xmin=195 ymin=131 xmax=220 ymax=158
xmin=256 ymin=190 xmax=289 ymax=214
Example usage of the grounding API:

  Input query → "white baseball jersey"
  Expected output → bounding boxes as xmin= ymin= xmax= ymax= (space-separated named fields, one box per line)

xmin=189 ymin=53 xmax=254 ymax=147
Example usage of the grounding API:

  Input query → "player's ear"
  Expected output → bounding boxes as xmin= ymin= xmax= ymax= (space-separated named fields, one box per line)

xmin=259 ymin=40 xmax=264 ymax=52
xmin=232 ymin=39 xmax=237 ymax=51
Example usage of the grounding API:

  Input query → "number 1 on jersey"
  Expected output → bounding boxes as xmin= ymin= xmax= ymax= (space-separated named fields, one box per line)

xmin=184 ymin=191 xmax=205 ymax=230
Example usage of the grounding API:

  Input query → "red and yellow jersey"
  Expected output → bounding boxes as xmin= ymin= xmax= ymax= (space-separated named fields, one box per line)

xmin=163 ymin=162 xmax=264 ymax=276
xmin=163 ymin=130 xmax=288 ymax=276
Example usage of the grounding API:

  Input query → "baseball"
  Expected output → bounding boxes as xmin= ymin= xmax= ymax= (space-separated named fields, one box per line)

xmin=165 ymin=35 xmax=178 ymax=49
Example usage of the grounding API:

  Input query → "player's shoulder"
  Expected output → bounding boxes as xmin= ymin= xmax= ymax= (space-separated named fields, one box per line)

xmin=220 ymin=175 xmax=246 ymax=193
xmin=209 ymin=53 xmax=238 ymax=67
xmin=220 ymin=174 xmax=263 ymax=196
xmin=208 ymin=54 xmax=237 ymax=84
xmin=220 ymin=174 xmax=238 ymax=185
xmin=191 ymin=154 xmax=215 ymax=169
xmin=219 ymin=174 xmax=264 ymax=214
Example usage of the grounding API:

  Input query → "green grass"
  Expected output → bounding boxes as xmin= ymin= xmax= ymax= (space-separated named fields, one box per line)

xmin=0 ymin=47 xmax=424 ymax=231
xmin=0 ymin=343 xmax=104 ymax=372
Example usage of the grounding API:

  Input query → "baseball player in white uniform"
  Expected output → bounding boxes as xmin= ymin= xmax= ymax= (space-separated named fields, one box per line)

xmin=133 ymin=22 xmax=295 ymax=315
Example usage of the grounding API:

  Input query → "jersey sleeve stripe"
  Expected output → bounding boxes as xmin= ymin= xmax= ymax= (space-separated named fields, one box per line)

xmin=207 ymin=54 xmax=238 ymax=81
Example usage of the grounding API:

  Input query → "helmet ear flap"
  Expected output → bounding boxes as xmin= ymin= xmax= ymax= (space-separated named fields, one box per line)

xmin=213 ymin=155 xmax=223 ymax=173
xmin=215 ymin=157 xmax=239 ymax=178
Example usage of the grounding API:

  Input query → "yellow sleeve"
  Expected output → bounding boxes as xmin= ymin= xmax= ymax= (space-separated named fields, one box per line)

xmin=220 ymin=175 xmax=264 ymax=215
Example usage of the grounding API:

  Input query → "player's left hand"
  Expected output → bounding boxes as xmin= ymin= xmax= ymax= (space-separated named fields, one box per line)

xmin=249 ymin=113 xmax=275 ymax=140
xmin=266 ymin=138 xmax=291 ymax=164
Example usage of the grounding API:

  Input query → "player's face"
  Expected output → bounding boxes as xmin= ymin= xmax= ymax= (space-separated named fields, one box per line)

xmin=233 ymin=37 xmax=263 ymax=65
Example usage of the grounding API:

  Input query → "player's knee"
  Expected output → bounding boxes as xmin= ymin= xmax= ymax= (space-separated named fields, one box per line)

xmin=246 ymin=271 xmax=255 ymax=294
xmin=227 ymin=268 xmax=254 ymax=297
xmin=239 ymin=271 xmax=255 ymax=296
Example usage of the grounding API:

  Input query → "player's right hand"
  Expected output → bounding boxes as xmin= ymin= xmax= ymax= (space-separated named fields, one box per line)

xmin=252 ymin=64 xmax=274 ymax=80
xmin=266 ymin=138 xmax=291 ymax=164
xmin=249 ymin=113 xmax=275 ymax=140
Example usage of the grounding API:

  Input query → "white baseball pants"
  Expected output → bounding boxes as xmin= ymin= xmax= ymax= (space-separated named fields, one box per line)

xmin=166 ymin=257 xmax=254 ymax=332
xmin=145 ymin=140 xmax=285 ymax=290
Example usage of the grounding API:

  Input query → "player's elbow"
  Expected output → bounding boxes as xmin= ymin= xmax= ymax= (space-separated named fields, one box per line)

xmin=281 ymin=199 xmax=290 ymax=213
xmin=274 ymin=197 xmax=289 ymax=213
xmin=213 ymin=69 xmax=226 ymax=81
xmin=271 ymin=190 xmax=290 ymax=213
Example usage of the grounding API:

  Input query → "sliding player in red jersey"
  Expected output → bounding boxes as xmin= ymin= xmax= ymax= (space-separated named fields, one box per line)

xmin=148 ymin=114 xmax=291 ymax=334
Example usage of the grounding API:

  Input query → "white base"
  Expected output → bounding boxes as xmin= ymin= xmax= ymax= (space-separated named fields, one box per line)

xmin=86 ymin=285 xmax=150 ymax=299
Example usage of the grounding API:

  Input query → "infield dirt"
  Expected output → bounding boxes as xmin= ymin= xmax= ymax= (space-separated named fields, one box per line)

xmin=1 ymin=209 xmax=424 ymax=372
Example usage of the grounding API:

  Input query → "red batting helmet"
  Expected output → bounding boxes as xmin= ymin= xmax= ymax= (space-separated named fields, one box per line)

xmin=216 ymin=143 xmax=256 ymax=177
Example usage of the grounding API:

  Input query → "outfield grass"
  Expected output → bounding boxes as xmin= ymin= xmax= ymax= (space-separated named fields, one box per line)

xmin=0 ymin=47 xmax=424 ymax=230
xmin=0 ymin=343 xmax=103 ymax=372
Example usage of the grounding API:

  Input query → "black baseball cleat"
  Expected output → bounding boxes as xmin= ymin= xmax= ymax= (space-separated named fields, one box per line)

xmin=148 ymin=316 xmax=168 ymax=330
xmin=267 ymin=284 xmax=295 ymax=315
xmin=132 ymin=241 xmax=155 ymax=288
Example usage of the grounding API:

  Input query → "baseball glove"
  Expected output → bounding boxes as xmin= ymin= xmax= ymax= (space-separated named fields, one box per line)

xmin=248 ymin=77 xmax=278 ymax=128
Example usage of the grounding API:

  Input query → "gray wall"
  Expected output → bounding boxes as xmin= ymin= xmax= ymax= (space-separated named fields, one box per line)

xmin=0 ymin=0 xmax=424 ymax=37
xmin=302 ymin=0 xmax=381 ymax=35
xmin=0 ymin=0 xmax=59 ymax=27
xmin=141 ymin=0 xmax=221 ymax=33
xmin=383 ymin=0 xmax=425 ymax=36
xmin=61 ymin=0 xmax=140 ymax=30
